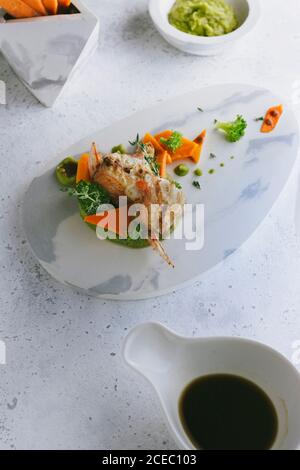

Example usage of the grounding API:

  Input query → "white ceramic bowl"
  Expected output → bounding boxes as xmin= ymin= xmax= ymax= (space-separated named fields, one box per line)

xmin=123 ymin=323 xmax=300 ymax=450
xmin=148 ymin=0 xmax=261 ymax=56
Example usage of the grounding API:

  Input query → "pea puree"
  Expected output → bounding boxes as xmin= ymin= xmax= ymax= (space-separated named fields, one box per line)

xmin=169 ymin=0 xmax=238 ymax=37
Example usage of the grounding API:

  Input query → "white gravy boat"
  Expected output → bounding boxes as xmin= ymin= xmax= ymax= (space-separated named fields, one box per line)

xmin=123 ymin=322 xmax=300 ymax=450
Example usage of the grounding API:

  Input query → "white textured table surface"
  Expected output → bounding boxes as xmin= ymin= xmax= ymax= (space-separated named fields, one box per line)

xmin=1 ymin=0 xmax=300 ymax=450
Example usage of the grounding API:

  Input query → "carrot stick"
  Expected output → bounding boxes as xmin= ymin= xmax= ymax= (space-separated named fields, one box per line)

xmin=23 ymin=0 xmax=47 ymax=15
xmin=0 ymin=0 xmax=40 ymax=18
xmin=42 ymin=0 xmax=57 ymax=14
xmin=76 ymin=153 xmax=90 ymax=183
xmin=157 ymin=149 xmax=172 ymax=165
xmin=261 ymin=105 xmax=283 ymax=133
xmin=84 ymin=214 xmax=107 ymax=226
xmin=143 ymin=133 xmax=172 ymax=164
xmin=84 ymin=208 xmax=128 ymax=238
xmin=192 ymin=129 xmax=206 ymax=163
xmin=156 ymin=151 xmax=168 ymax=178
xmin=157 ymin=149 xmax=172 ymax=164
xmin=143 ymin=133 xmax=164 ymax=154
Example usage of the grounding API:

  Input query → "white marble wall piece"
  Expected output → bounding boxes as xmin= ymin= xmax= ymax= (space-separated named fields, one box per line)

xmin=0 ymin=1 xmax=99 ymax=107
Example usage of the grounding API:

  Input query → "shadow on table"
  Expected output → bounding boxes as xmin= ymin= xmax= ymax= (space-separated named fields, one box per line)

xmin=120 ymin=11 xmax=191 ymax=58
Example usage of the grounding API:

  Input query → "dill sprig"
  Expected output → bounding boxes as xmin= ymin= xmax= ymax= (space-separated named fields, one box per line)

xmin=137 ymin=140 xmax=159 ymax=176
xmin=144 ymin=153 xmax=159 ymax=177
xmin=129 ymin=134 xmax=140 ymax=146
xmin=129 ymin=134 xmax=160 ymax=176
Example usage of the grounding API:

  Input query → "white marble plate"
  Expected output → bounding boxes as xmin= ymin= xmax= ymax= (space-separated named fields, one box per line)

xmin=23 ymin=84 xmax=299 ymax=300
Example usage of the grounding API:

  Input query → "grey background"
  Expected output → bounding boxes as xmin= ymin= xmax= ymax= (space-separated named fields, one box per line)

xmin=0 ymin=0 xmax=300 ymax=450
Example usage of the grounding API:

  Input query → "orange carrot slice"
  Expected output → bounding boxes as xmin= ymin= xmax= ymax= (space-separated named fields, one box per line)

xmin=1 ymin=0 xmax=40 ymax=18
xmin=261 ymin=105 xmax=283 ymax=133
xmin=155 ymin=130 xmax=198 ymax=162
xmin=76 ymin=153 xmax=90 ymax=183
xmin=42 ymin=0 xmax=57 ymax=14
xmin=23 ymin=0 xmax=47 ymax=15
xmin=171 ymin=139 xmax=198 ymax=161
xmin=84 ymin=208 xmax=128 ymax=238
xmin=143 ymin=133 xmax=172 ymax=164
xmin=155 ymin=130 xmax=173 ymax=143
xmin=143 ymin=133 xmax=164 ymax=154
xmin=156 ymin=150 xmax=168 ymax=179
xmin=192 ymin=129 xmax=206 ymax=163
xmin=157 ymin=149 xmax=172 ymax=164
xmin=157 ymin=149 xmax=172 ymax=168
xmin=194 ymin=129 xmax=207 ymax=145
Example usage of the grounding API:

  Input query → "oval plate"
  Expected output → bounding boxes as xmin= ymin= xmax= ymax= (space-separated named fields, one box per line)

xmin=23 ymin=84 xmax=299 ymax=300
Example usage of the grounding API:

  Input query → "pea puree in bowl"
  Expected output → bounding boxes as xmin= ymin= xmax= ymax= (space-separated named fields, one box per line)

xmin=169 ymin=0 xmax=238 ymax=37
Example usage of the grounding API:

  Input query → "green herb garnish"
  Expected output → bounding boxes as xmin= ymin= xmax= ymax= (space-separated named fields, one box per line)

xmin=129 ymin=134 xmax=140 ymax=146
xmin=210 ymin=153 xmax=217 ymax=159
xmin=136 ymin=141 xmax=159 ymax=176
xmin=194 ymin=168 xmax=202 ymax=177
xmin=254 ymin=117 xmax=264 ymax=122
xmin=208 ymin=169 xmax=215 ymax=175
xmin=67 ymin=180 xmax=111 ymax=215
xmin=144 ymin=154 xmax=159 ymax=176
xmin=129 ymin=137 xmax=159 ymax=176
xmin=192 ymin=181 xmax=201 ymax=189
xmin=160 ymin=131 xmax=183 ymax=152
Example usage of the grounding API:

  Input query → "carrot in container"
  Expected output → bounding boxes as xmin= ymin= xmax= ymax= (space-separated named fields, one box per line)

xmin=23 ymin=0 xmax=47 ymax=15
xmin=42 ymin=0 xmax=58 ymax=14
xmin=1 ymin=0 xmax=40 ymax=18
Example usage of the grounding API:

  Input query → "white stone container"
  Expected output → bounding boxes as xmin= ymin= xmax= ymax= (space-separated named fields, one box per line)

xmin=0 ymin=1 xmax=99 ymax=106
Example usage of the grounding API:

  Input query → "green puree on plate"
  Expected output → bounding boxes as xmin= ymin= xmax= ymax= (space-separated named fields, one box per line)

xmin=168 ymin=0 xmax=238 ymax=37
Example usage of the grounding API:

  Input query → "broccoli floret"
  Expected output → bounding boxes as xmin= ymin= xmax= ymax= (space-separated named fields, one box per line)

xmin=215 ymin=115 xmax=247 ymax=142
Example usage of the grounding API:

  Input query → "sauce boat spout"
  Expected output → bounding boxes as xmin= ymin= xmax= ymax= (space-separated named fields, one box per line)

xmin=122 ymin=322 xmax=180 ymax=384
